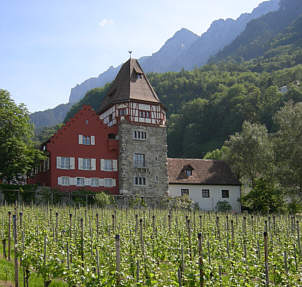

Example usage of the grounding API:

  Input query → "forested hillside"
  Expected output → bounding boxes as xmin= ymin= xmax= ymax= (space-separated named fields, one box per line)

xmin=60 ymin=0 xmax=302 ymax=159
xmin=213 ymin=0 xmax=302 ymax=63
xmin=63 ymin=61 xmax=302 ymax=158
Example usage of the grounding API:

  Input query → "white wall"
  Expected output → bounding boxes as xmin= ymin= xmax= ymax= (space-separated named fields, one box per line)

xmin=168 ymin=184 xmax=241 ymax=212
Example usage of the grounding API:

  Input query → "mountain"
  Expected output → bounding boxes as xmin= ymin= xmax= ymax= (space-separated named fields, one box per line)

xmin=169 ymin=0 xmax=280 ymax=71
xmin=61 ymin=0 xmax=302 ymax=158
xmin=69 ymin=0 xmax=279 ymax=104
xmin=68 ymin=28 xmax=198 ymax=104
xmin=212 ymin=0 xmax=302 ymax=62
xmin=30 ymin=0 xmax=280 ymax=129
xmin=30 ymin=103 xmax=73 ymax=129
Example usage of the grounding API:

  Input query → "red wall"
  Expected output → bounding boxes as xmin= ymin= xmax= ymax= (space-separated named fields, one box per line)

xmin=30 ymin=105 xmax=119 ymax=194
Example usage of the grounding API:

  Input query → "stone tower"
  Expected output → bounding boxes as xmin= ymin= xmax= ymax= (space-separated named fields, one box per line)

xmin=98 ymin=58 xmax=168 ymax=196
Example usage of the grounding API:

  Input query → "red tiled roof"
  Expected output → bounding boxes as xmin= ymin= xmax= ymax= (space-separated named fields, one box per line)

xmin=168 ymin=158 xmax=240 ymax=186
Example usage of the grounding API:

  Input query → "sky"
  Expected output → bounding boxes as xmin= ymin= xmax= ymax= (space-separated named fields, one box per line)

xmin=0 ymin=0 xmax=265 ymax=113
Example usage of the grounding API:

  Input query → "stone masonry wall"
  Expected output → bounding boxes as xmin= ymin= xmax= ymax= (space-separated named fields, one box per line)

xmin=118 ymin=121 xmax=168 ymax=196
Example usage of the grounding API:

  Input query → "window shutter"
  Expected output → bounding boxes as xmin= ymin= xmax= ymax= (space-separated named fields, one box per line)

xmin=78 ymin=158 xmax=83 ymax=170
xmin=56 ymin=156 xmax=61 ymax=169
xmin=78 ymin=134 xmax=83 ymax=144
xmin=101 ymin=159 xmax=105 ymax=171
xmin=112 ymin=179 xmax=116 ymax=187
xmin=91 ymin=136 xmax=95 ymax=145
xmin=91 ymin=159 xmax=96 ymax=170
xmin=113 ymin=160 xmax=118 ymax=171
xmin=58 ymin=177 xmax=62 ymax=185
xmin=85 ymin=178 xmax=90 ymax=186
xmin=70 ymin=157 xmax=75 ymax=169
xmin=99 ymin=178 xmax=104 ymax=187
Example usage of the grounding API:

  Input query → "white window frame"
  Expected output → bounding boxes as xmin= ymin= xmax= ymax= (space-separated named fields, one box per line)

xmin=91 ymin=178 xmax=99 ymax=187
xmin=78 ymin=158 xmax=96 ymax=170
xmin=104 ymin=178 xmax=116 ymax=187
xmin=133 ymin=153 xmax=145 ymax=168
xmin=56 ymin=156 xmax=75 ymax=170
xmin=101 ymin=159 xmax=118 ymax=171
xmin=58 ymin=176 xmax=70 ymax=186
xmin=76 ymin=177 xmax=85 ymax=186
xmin=78 ymin=135 xmax=95 ymax=145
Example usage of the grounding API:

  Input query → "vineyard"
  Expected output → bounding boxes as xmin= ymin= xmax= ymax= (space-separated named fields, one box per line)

xmin=0 ymin=204 xmax=302 ymax=286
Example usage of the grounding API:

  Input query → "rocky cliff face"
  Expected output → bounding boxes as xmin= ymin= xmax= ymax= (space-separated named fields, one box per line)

xmin=169 ymin=0 xmax=280 ymax=71
xmin=30 ymin=103 xmax=73 ymax=129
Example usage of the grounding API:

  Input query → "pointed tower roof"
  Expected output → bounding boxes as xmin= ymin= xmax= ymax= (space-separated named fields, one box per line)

xmin=98 ymin=58 xmax=160 ymax=113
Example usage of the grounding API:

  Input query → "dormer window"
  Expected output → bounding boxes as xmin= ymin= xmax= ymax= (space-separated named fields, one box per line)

xmin=185 ymin=169 xmax=192 ymax=177
xmin=182 ymin=165 xmax=194 ymax=177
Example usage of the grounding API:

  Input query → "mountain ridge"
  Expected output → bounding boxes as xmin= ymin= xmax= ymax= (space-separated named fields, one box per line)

xmin=30 ymin=0 xmax=280 ymax=129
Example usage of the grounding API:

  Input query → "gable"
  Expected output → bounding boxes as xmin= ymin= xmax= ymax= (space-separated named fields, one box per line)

xmin=46 ymin=105 xmax=114 ymax=151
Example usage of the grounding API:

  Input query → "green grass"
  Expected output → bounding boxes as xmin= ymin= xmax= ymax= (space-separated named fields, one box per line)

xmin=0 ymin=258 xmax=67 ymax=287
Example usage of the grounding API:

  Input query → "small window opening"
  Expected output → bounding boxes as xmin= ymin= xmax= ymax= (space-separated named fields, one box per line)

xmin=108 ymin=133 xmax=116 ymax=139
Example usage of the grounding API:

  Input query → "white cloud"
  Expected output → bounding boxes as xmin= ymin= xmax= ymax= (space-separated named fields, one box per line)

xmin=98 ymin=18 xmax=114 ymax=28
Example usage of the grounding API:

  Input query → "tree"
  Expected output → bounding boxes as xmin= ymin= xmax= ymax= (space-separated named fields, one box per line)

xmin=0 ymin=89 xmax=44 ymax=183
xmin=241 ymin=177 xmax=285 ymax=214
xmin=273 ymin=101 xmax=302 ymax=196
xmin=222 ymin=121 xmax=274 ymax=187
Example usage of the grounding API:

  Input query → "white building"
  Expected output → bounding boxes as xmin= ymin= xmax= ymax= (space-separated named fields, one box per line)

xmin=168 ymin=158 xmax=241 ymax=212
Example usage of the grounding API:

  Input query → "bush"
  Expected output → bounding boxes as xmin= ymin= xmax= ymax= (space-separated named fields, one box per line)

xmin=287 ymin=199 xmax=302 ymax=214
xmin=216 ymin=201 xmax=232 ymax=212
xmin=0 ymin=184 xmax=37 ymax=204
xmin=242 ymin=177 xmax=285 ymax=214
xmin=95 ymin=192 xmax=111 ymax=207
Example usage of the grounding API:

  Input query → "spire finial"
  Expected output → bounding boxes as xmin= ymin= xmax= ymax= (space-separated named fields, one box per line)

xmin=128 ymin=50 xmax=132 ymax=59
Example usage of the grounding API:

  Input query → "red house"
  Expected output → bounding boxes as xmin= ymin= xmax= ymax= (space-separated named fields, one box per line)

xmin=30 ymin=105 xmax=119 ymax=193
xmin=30 ymin=58 xmax=168 ymax=195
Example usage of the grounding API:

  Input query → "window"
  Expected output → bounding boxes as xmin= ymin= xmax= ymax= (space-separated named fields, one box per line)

xmin=133 ymin=153 xmax=145 ymax=168
xmin=83 ymin=159 xmax=91 ymax=170
xmin=101 ymin=159 xmax=117 ymax=171
xmin=78 ymin=135 xmax=95 ymax=145
xmin=57 ymin=176 xmax=70 ymax=186
xmin=222 ymin=190 xmax=229 ymax=198
xmin=104 ymin=178 xmax=113 ymax=187
xmin=108 ymin=133 xmax=116 ymax=139
xmin=133 ymin=130 xmax=147 ymax=140
xmin=104 ymin=159 xmax=113 ymax=171
xmin=78 ymin=158 xmax=96 ymax=170
xmin=202 ymin=189 xmax=210 ymax=198
xmin=185 ymin=169 xmax=192 ymax=177
xmin=181 ymin=189 xmax=189 ymax=196
xmin=136 ymin=73 xmax=142 ymax=79
xmin=56 ymin=157 xmax=75 ymax=169
xmin=77 ymin=177 xmax=84 ymax=186
xmin=109 ymin=114 xmax=113 ymax=122
xmin=134 ymin=176 xmax=146 ymax=186
xmin=91 ymin=178 xmax=99 ymax=187
xmin=118 ymin=108 xmax=127 ymax=116
xmin=139 ymin=110 xmax=151 ymax=118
